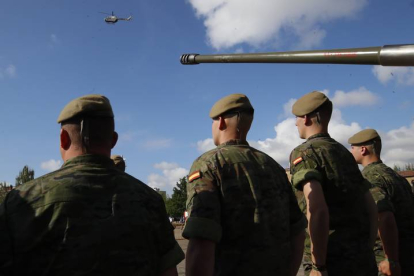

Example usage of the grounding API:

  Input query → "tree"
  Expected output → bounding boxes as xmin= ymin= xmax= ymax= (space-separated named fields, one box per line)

xmin=404 ymin=163 xmax=414 ymax=171
xmin=0 ymin=182 xmax=12 ymax=203
xmin=393 ymin=163 xmax=414 ymax=172
xmin=15 ymin=165 xmax=35 ymax=187
xmin=393 ymin=165 xmax=401 ymax=172
xmin=166 ymin=177 xmax=187 ymax=218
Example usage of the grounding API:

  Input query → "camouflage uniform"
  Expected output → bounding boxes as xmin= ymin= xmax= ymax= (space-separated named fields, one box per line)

xmin=0 ymin=154 xmax=184 ymax=275
xmin=183 ymin=139 xmax=307 ymax=276
xmin=290 ymin=133 xmax=377 ymax=276
xmin=362 ymin=161 xmax=414 ymax=276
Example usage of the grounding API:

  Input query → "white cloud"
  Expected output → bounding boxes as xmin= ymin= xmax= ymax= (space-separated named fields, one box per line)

xmin=283 ymin=98 xmax=297 ymax=117
xmin=0 ymin=64 xmax=17 ymax=79
xmin=196 ymin=97 xmax=364 ymax=168
xmin=196 ymin=138 xmax=215 ymax=153
xmin=192 ymin=92 xmax=413 ymax=171
xmin=41 ymin=159 xmax=62 ymax=172
xmin=143 ymin=138 xmax=172 ymax=150
xmin=188 ymin=0 xmax=367 ymax=49
xmin=249 ymin=117 xmax=303 ymax=167
xmin=381 ymin=122 xmax=414 ymax=168
xmin=48 ymin=34 xmax=61 ymax=49
xmin=331 ymin=87 xmax=380 ymax=107
xmin=119 ymin=131 xmax=135 ymax=142
xmin=50 ymin=34 xmax=58 ymax=44
xmin=148 ymin=162 xmax=189 ymax=193
xmin=372 ymin=66 xmax=414 ymax=86
xmin=5 ymin=65 xmax=16 ymax=78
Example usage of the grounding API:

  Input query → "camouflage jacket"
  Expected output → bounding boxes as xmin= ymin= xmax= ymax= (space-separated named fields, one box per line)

xmin=363 ymin=161 xmax=414 ymax=264
xmin=290 ymin=133 xmax=376 ymax=275
xmin=183 ymin=139 xmax=306 ymax=276
xmin=0 ymin=154 xmax=184 ymax=276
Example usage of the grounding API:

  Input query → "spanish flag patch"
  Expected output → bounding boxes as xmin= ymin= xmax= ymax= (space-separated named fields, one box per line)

xmin=188 ymin=171 xmax=201 ymax=182
xmin=293 ymin=157 xmax=303 ymax=166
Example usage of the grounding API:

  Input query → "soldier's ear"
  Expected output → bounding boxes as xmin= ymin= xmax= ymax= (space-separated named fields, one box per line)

xmin=60 ymin=129 xmax=71 ymax=150
xmin=218 ymin=116 xmax=227 ymax=131
xmin=111 ymin=131 xmax=118 ymax=149
xmin=361 ymin=146 xmax=369 ymax=156
xmin=303 ymin=115 xmax=313 ymax=126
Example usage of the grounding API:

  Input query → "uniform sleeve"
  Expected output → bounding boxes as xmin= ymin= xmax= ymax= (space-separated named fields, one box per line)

xmin=287 ymin=186 xmax=308 ymax=235
xmin=182 ymin=162 xmax=222 ymax=243
xmin=151 ymin=195 xmax=185 ymax=273
xmin=290 ymin=149 xmax=323 ymax=191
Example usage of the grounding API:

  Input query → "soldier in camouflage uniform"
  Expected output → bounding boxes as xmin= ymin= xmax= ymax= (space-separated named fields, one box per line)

xmin=349 ymin=129 xmax=414 ymax=276
xmin=111 ymin=154 xmax=126 ymax=172
xmin=0 ymin=95 xmax=184 ymax=276
xmin=183 ymin=94 xmax=307 ymax=276
xmin=290 ymin=91 xmax=377 ymax=276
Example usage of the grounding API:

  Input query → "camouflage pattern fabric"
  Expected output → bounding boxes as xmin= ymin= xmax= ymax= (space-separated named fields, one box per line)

xmin=182 ymin=139 xmax=307 ymax=276
xmin=0 ymin=154 xmax=184 ymax=276
xmin=290 ymin=133 xmax=377 ymax=276
xmin=362 ymin=161 xmax=414 ymax=276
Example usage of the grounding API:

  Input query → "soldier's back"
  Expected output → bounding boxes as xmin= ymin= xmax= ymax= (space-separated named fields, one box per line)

xmin=363 ymin=162 xmax=414 ymax=275
xmin=0 ymin=155 xmax=180 ymax=276
xmin=202 ymin=141 xmax=305 ymax=275
xmin=291 ymin=134 xmax=375 ymax=276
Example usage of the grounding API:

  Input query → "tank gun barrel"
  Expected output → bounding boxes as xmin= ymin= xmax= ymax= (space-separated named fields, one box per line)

xmin=180 ymin=44 xmax=414 ymax=66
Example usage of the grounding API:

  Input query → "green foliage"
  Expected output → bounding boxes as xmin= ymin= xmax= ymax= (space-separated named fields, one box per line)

xmin=404 ymin=163 xmax=414 ymax=171
xmin=393 ymin=163 xmax=414 ymax=172
xmin=15 ymin=165 xmax=35 ymax=187
xmin=0 ymin=182 xmax=12 ymax=203
xmin=393 ymin=165 xmax=401 ymax=172
xmin=165 ymin=177 xmax=187 ymax=218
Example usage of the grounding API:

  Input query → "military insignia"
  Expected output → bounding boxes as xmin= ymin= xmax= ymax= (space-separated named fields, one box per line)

xmin=188 ymin=171 xmax=201 ymax=182
xmin=293 ymin=157 xmax=303 ymax=166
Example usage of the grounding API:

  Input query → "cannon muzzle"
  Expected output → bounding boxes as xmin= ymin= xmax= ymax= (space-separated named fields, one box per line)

xmin=180 ymin=44 xmax=414 ymax=66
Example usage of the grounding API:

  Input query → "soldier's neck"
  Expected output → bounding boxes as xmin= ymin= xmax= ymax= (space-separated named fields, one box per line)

xmin=362 ymin=155 xmax=381 ymax=167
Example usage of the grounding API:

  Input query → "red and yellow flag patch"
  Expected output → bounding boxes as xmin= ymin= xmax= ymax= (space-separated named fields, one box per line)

xmin=188 ymin=171 xmax=201 ymax=182
xmin=293 ymin=157 xmax=303 ymax=166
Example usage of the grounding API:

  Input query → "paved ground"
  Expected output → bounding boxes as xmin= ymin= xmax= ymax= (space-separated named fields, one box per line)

xmin=174 ymin=228 xmax=305 ymax=276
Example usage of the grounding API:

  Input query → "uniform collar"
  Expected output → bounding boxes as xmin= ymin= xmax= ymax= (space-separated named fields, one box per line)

xmin=307 ymin=132 xmax=330 ymax=141
xmin=62 ymin=154 xmax=115 ymax=168
xmin=218 ymin=139 xmax=249 ymax=148
xmin=363 ymin=160 xmax=383 ymax=170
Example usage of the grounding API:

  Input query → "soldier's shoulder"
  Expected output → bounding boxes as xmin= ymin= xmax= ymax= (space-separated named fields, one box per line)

xmin=190 ymin=148 xmax=220 ymax=170
xmin=14 ymin=166 xmax=69 ymax=196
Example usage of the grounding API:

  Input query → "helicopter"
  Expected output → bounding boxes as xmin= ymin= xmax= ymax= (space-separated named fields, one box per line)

xmin=100 ymin=12 xmax=132 ymax=24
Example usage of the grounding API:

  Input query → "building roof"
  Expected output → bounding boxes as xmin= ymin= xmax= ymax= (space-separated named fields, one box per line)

xmin=398 ymin=170 xmax=414 ymax=178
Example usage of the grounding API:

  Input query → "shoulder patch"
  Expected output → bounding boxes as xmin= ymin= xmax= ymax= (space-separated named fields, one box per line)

xmin=188 ymin=171 xmax=201 ymax=182
xmin=293 ymin=157 xmax=303 ymax=166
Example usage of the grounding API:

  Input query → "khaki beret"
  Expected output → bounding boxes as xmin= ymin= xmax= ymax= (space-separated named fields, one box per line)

xmin=111 ymin=155 xmax=126 ymax=172
xmin=111 ymin=155 xmax=124 ymax=164
xmin=348 ymin=129 xmax=380 ymax=145
xmin=209 ymin=94 xmax=254 ymax=119
xmin=292 ymin=91 xmax=330 ymax=116
xmin=57 ymin=94 xmax=114 ymax=123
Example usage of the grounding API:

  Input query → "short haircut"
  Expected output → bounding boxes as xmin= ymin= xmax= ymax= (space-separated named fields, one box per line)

xmin=221 ymin=110 xmax=254 ymax=132
xmin=311 ymin=100 xmax=333 ymax=125
xmin=364 ymin=138 xmax=382 ymax=156
xmin=61 ymin=116 xmax=115 ymax=150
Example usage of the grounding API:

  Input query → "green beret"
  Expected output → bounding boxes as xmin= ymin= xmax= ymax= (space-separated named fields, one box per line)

xmin=348 ymin=129 xmax=380 ymax=145
xmin=57 ymin=94 xmax=114 ymax=123
xmin=209 ymin=94 xmax=254 ymax=119
xmin=292 ymin=91 xmax=330 ymax=116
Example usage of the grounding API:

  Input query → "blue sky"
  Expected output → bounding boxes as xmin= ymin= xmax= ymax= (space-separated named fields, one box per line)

xmin=1 ymin=0 xmax=413 ymax=195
